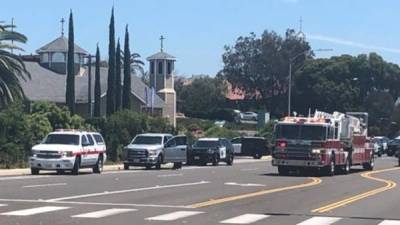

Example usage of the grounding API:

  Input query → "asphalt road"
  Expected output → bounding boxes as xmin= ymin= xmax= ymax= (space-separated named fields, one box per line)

xmin=0 ymin=156 xmax=400 ymax=225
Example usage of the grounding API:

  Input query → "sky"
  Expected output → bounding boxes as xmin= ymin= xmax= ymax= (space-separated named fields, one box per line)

xmin=2 ymin=0 xmax=400 ymax=76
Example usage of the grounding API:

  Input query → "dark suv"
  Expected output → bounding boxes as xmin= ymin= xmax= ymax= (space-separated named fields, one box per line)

xmin=387 ymin=139 xmax=400 ymax=156
xmin=189 ymin=138 xmax=234 ymax=166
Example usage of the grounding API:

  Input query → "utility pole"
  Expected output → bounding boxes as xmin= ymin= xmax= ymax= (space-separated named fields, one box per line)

xmin=85 ymin=54 xmax=96 ymax=118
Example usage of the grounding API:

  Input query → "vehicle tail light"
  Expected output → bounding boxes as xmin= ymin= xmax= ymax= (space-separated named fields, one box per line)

xmin=276 ymin=141 xmax=287 ymax=148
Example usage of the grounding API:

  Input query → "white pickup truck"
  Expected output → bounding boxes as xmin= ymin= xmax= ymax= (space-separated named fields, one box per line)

xmin=123 ymin=133 xmax=187 ymax=170
xmin=29 ymin=130 xmax=107 ymax=175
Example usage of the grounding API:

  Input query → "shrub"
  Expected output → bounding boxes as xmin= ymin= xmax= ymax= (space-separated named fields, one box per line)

xmin=204 ymin=126 xmax=240 ymax=139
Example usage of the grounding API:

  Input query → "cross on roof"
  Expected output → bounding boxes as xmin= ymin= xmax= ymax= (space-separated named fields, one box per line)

xmin=160 ymin=35 xmax=165 ymax=52
xmin=60 ymin=17 xmax=65 ymax=37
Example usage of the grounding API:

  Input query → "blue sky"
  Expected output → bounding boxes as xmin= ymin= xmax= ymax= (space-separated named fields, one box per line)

xmin=3 ymin=0 xmax=400 ymax=76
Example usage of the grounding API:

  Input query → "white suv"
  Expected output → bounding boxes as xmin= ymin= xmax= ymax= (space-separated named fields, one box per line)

xmin=29 ymin=130 xmax=107 ymax=175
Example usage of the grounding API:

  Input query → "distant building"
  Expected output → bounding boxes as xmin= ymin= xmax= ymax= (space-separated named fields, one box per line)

xmin=20 ymin=31 xmax=176 ymax=126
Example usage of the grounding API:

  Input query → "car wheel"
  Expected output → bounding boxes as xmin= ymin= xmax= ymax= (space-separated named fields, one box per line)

xmin=72 ymin=156 xmax=81 ymax=175
xmin=155 ymin=155 xmax=163 ymax=169
xmin=31 ymin=168 xmax=39 ymax=175
xmin=124 ymin=163 xmax=130 ymax=170
xmin=253 ymin=153 xmax=262 ymax=159
xmin=212 ymin=154 xmax=219 ymax=166
xmin=93 ymin=155 xmax=103 ymax=174
xmin=56 ymin=169 xmax=65 ymax=175
xmin=227 ymin=154 xmax=234 ymax=166
xmin=173 ymin=162 xmax=182 ymax=169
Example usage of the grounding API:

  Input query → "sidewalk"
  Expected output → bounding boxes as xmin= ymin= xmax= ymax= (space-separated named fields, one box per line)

xmin=0 ymin=156 xmax=271 ymax=177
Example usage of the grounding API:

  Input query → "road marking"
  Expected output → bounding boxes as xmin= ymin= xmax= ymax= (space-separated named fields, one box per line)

xmin=146 ymin=211 xmax=204 ymax=221
xmin=0 ymin=204 xmax=7 ymax=207
xmin=46 ymin=181 xmax=210 ymax=202
xmin=71 ymin=208 xmax=136 ymax=218
xmin=296 ymin=216 xmax=341 ymax=225
xmin=240 ymin=168 xmax=259 ymax=171
xmin=1 ymin=206 xmax=69 ymax=216
xmin=157 ymin=173 xmax=183 ymax=177
xmin=0 ymin=175 xmax=50 ymax=181
xmin=188 ymin=177 xmax=322 ymax=208
xmin=224 ymin=182 xmax=266 ymax=187
xmin=220 ymin=214 xmax=270 ymax=224
xmin=312 ymin=167 xmax=400 ymax=213
xmin=22 ymin=183 xmax=67 ymax=188
xmin=379 ymin=220 xmax=400 ymax=225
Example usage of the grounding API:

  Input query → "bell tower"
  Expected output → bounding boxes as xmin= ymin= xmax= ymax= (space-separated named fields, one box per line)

xmin=147 ymin=36 xmax=176 ymax=127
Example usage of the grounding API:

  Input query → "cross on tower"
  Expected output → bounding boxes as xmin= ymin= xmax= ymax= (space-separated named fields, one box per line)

xmin=160 ymin=35 xmax=165 ymax=52
xmin=60 ymin=17 xmax=65 ymax=36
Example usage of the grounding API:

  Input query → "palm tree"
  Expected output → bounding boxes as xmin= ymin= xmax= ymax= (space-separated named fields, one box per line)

xmin=129 ymin=53 xmax=144 ymax=77
xmin=0 ymin=22 xmax=30 ymax=107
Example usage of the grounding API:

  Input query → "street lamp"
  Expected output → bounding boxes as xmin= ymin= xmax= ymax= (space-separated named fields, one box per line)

xmin=84 ymin=54 xmax=96 ymax=118
xmin=287 ymin=48 xmax=333 ymax=116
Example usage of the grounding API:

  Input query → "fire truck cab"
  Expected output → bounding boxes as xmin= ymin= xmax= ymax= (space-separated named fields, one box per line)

xmin=272 ymin=111 xmax=374 ymax=176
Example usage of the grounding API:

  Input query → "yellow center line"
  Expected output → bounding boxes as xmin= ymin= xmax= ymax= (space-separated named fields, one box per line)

xmin=312 ymin=167 xmax=400 ymax=213
xmin=188 ymin=177 xmax=322 ymax=208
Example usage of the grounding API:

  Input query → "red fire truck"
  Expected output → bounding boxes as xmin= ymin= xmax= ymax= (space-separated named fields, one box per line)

xmin=272 ymin=111 xmax=374 ymax=176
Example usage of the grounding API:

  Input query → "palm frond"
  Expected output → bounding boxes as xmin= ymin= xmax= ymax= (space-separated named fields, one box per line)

xmin=0 ymin=30 xmax=27 ymax=43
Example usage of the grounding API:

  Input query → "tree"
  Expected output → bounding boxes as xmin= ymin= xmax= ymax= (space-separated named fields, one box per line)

xmin=66 ymin=10 xmax=75 ymax=114
xmin=220 ymin=29 xmax=311 ymax=117
xmin=0 ymin=21 xmax=30 ymax=107
xmin=180 ymin=76 xmax=227 ymax=119
xmin=130 ymin=52 xmax=145 ymax=77
xmin=94 ymin=45 xmax=101 ymax=117
xmin=106 ymin=7 xmax=116 ymax=116
xmin=122 ymin=25 xmax=131 ymax=109
xmin=115 ymin=39 xmax=122 ymax=111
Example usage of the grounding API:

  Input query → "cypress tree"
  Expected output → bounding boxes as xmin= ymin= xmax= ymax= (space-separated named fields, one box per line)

xmin=66 ymin=10 xmax=75 ymax=114
xmin=122 ymin=25 xmax=131 ymax=109
xmin=106 ymin=7 xmax=116 ymax=116
xmin=115 ymin=39 xmax=122 ymax=111
xmin=94 ymin=45 xmax=101 ymax=117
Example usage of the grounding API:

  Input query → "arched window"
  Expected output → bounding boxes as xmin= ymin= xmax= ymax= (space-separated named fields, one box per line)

xmin=167 ymin=61 xmax=172 ymax=75
xmin=52 ymin=52 xmax=65 ymax=62
xmin=150 ymin=61 xmax=154 ymax=74
xmin=40 ymin=53 xmax=49 ymax=63
xmin=158 ymin=61 xmax=163 ymax=74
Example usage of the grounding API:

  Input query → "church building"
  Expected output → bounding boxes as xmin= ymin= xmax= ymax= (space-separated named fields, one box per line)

xmin=20 ymin=28 xmax=177 ymax=127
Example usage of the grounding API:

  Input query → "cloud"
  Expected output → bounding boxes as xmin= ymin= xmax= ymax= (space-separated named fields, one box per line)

xmin=307 ymin=33 xmax=400 ymax=54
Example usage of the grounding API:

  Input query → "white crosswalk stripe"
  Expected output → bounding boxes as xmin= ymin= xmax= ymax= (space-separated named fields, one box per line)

xmin=145 ymin=211 xmax=204 ymax=221
xmin=378 ymin=221 xmax=400 ymax=225
xmin=71 ymin=208 xmax=136 ymax=218
xmin=296 ymin=217 xmax=342 ymax=225
xmin=0 ymin=204 xmax=7 ymax=207
xmin=1 ymin=206 xmax=69 ymax=216
xmin=220 ymin=214 xmax=270 ymax=224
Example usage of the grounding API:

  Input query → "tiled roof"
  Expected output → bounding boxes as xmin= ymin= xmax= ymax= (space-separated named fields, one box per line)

xmin=36 ymin=36 xmax=88 ymax=54
xmin=21 ymin=61 xmax=164 ymax=109
xmin=146 ymin=51 xmax=176 ymax=61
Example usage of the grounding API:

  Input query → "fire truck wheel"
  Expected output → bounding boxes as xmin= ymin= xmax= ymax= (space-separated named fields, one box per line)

xmin=278 ymin=166 xmax=290 ymax=176
xmin=363 ymin=155 xmax=374 ymax=170
xmin=72 ymin=156 xmax=81 ymax=175
xmin=324 ymin=159 xmax=335 ymax=176
xmin=342 ymin=159 xmax=350 ymax=174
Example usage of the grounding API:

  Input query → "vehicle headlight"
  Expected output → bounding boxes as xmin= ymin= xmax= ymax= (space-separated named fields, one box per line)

xmin=31 ymin=150 xmax=39 ymax=157
xmin=207 ymin=148 xmax=214 ymax=154
xmin=148 ymin=149 xmax=158 ymax=156
xmin=312 ymin=149 xmax=321 ymax=154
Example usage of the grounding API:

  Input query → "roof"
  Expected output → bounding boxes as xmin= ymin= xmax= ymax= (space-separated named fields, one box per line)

xmin=146 ymin=51 xmax=176 ymax=61
xmin=21 ymin=61 xmax=164 ymax=109
xmin=198 ymin=138 xmax=220 ymax=141
xmin=36 ymin=36 xmax=88 ymax=54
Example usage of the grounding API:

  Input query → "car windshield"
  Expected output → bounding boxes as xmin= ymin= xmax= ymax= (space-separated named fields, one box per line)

xmin=275 ymin=124 xmax=327 ymax=141
xmin=194 ymin=140 xmax=220 ymax=148
xmin=42 ymin=134 xmax=80 ymax=145
xmin=132 ymin=136 xmax=162 ymax=145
